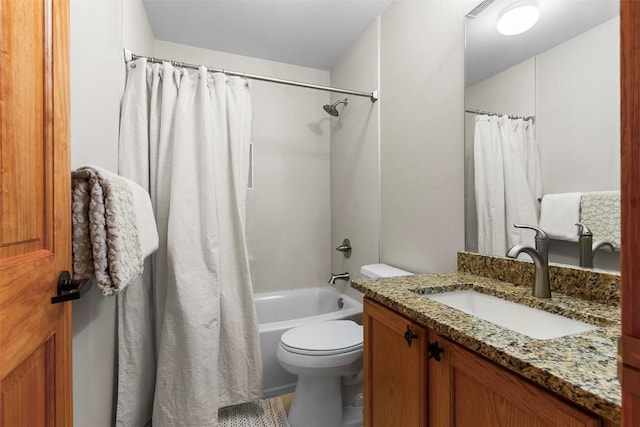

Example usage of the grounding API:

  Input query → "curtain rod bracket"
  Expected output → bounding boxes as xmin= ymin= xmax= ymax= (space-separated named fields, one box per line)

xmin=124 ymin=48 xmax=133 ymax=62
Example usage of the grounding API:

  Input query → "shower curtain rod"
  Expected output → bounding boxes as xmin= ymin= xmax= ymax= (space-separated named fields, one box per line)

xmin=465 ymin=109 xmax=535 ymax=121
xmin=124 ymin=49 xmax=378 ymax=102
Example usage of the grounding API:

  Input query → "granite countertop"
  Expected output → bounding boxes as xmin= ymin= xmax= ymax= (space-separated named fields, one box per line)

xmin=352 ymin=272 xmax=621 ymax=423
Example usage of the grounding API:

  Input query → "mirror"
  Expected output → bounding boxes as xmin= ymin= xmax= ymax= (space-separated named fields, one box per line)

xmin=464 ymin=0 xmax=620 ymax=271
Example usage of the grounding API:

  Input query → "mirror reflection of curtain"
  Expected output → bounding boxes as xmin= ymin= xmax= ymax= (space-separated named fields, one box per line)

xmin=474 ymin=115 xmax=542 ymax=256
xmin=116 ymin=59 xmax=263 ymax=426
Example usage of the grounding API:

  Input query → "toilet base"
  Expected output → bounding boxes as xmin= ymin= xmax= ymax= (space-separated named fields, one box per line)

xmin=287 ymin=375 xmax=363 ymax=427
xmin=287 ymin=375 xmax=342 ymax=427
xmin=342 ymin=404 xmax=363 ymax=427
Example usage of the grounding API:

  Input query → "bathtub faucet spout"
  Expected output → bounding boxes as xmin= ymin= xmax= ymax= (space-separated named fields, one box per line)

xmin=329 ymin=272 xmax=350 ymax=284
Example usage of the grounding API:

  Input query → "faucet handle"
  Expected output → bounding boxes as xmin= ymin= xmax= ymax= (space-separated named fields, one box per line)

xmin=335 ymin=238 xmax=352 ymax=259
xmin=514 ymin=224 xmax=548 ymax=264
xmin=575 ymin=223 xmax=593 ymax=236
xmin=513 ymin=224 xmax=548 ymax=240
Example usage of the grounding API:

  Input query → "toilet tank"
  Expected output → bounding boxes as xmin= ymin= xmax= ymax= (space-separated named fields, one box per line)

xmin=360 ymin=264 xmax=413 ymax=279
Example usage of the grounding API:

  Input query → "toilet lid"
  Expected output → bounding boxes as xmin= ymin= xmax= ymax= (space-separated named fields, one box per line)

xmin=280 ymin=320 xmax=363 ymax=356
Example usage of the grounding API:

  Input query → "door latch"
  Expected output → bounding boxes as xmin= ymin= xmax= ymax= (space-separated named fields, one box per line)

xmin=51 ymin=271 xmax=91 ymax=304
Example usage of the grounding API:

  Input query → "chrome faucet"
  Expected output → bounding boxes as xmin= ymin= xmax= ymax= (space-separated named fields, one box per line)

xmin=329 ymin=272 xmax=350 ymax=284
xmin=575 ymin=223 xmax=616 ymax=268
xmin=506 ymin=224 xmax=551 ymax=299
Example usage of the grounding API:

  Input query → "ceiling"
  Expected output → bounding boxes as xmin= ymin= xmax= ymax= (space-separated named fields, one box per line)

xmin=142 ymin=0 xmax=393 ymax=71
xmin=466 ymin=0 xmax=619 ymax=86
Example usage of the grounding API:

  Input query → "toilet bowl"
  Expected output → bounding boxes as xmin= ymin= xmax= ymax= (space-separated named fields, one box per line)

xmin=277 ymin=320 xmax=363 ymax=427
xmin=277 ymin=264 xmax=413 ymax=427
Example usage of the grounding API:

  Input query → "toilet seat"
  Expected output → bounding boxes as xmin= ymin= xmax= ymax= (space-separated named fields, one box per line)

xmin=280 ymin=320 xmax=363 ymax=356
xmin=281 ymin=342 xmax=363 ymax=356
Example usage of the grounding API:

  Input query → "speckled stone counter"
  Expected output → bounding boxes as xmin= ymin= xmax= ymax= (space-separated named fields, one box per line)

xmin=458 ymin=251 xmax=621 ymax=306
xmin=352 ymin=272 xmax=621 ymax=423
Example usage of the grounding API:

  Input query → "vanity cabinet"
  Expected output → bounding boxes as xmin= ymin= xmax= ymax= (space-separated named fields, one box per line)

xmin=364 ymin=298 xmax=613 ymax=427
xmin=363 ymin=298 xmax=427 ymax=427
xmin=427 ymin=329 xmax=600 ymax=427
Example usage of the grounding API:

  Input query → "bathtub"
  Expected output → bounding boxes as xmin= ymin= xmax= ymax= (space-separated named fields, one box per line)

xmin=255 ymin=286 xmax=363 ymax=398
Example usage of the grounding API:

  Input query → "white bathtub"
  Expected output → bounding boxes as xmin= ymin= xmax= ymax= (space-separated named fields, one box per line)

xmin=255 ymin=287 xmax=363 ymax=398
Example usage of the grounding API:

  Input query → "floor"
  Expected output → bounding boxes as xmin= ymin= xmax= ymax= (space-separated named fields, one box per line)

xmin=278 ymin=393 xmax=293 ymax=414
xmin=277 ymin=393 xmax=363 ymax=427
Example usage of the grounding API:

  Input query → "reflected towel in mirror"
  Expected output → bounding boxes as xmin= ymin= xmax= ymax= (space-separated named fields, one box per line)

xmin=538 ymin=192 xmax=582 ymax=242
xmin=580 ymin=191 xmax=621 ymax=250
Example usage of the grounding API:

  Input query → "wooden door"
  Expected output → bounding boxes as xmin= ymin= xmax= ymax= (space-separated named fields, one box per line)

xmin=620 ymin=1 xmax=640 ymax=425
xmin=0 ymin=0 xmax=72 ymax=425
xmin=427 ymin=330 xmax=601 ymax=427
xmin=363 ymin=298 xmax=426 ymax=427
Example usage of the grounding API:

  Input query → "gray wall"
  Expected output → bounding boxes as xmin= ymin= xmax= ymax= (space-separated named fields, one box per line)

xmin=330 ymin=19 xmax=381 ymax=298
xmin=536 ymin=17 xmax=620 ymax=195
xmin=379 ymin=0 xmax=476 ymax=273
xmin=330 ymin=0 xmax=477 ymax=281
xmin=70 ymin=1 xmax=154 ymax=426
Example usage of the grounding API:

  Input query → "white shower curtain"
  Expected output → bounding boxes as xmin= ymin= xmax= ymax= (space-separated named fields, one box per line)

xmin=474 ymin=115 xmax=542 ymax=256
xmin=116 ymin=59 xmax=263 ymax=427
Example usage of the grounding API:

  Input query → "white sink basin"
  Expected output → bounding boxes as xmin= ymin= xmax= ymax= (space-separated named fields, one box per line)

xmin=426 ymin=290 xmax=598 ymax=340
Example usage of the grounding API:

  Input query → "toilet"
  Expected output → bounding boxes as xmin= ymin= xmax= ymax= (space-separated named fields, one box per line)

xmin=277 ymin=263 xmax=413 ymax=427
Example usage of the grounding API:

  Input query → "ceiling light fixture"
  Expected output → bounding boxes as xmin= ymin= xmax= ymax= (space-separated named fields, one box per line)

xmin=497 ymin=1 xmax=540 ymax=36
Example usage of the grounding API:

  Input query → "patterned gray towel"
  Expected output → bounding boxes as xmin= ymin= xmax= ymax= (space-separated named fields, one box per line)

xmin=580 ymin=191 xmax=621 ymax=250
xmin=219 ymin=398 xmax=290 ymax=427
xmin=72 ymin=166 xmax=143 ymax=296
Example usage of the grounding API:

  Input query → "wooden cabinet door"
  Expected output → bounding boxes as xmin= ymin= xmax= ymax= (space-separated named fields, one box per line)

xmin=0 ymin=0 xmax=72 ymax=425
xmin=363 ymin=298 xmax=427 ymax=427
xmin=427 ymin=330 xmax=601 ymax=427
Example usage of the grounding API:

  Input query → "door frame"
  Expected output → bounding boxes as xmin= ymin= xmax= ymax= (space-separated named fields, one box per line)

xmin=621 ymin=0 xmax=640 ymax=425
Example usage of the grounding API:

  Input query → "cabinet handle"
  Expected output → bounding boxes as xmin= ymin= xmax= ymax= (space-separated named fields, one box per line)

xmin=404 ymin=325 xmax=418 ymax=347
xmin=427 ymin=341 xmax=444 ymax=361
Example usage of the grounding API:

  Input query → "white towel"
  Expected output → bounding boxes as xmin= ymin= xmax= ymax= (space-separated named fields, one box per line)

xmin=124 ymin=178 xmax=159 ymax=259
xmin=538 ymin=192 xmax=582 ymax=242
xmin=580 ymin=191 xmax=621 ymax=250
xmin=72 ymin=165 xmax=147 ymax=295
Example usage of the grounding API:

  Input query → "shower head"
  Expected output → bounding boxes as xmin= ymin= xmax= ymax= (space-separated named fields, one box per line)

xmin=323 ymin=98 xmax=348 ymax=117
